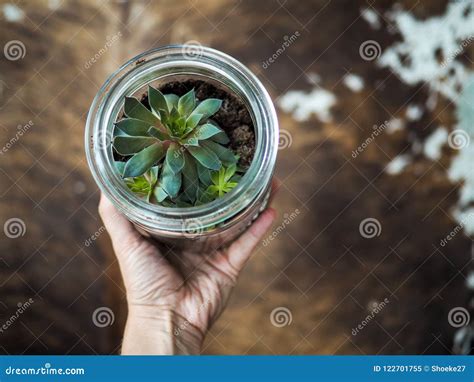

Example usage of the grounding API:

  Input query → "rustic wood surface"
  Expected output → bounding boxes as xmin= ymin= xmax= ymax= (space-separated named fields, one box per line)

xmin=0 ymin=0 xmax=472 ymax=354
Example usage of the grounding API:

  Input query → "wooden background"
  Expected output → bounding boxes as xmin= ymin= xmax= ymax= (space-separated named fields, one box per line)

xmin=0 ymin=0 xmax=472 ymax=354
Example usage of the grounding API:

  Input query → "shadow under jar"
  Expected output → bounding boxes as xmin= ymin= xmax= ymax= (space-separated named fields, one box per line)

xmin=85 ymin=45 xmax=279 ymax=251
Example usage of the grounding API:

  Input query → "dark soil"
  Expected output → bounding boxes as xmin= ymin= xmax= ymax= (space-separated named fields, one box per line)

xmin=143 ymin=79 xmax=256 ymax=168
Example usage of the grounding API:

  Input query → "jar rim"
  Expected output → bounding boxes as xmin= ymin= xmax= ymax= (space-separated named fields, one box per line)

xmin=85 ymin=45 xmax=278 ymax=232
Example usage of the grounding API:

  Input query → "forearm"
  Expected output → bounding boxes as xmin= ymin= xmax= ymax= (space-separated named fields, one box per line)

xmin=121 ymin=307 xmax=204 ymax=355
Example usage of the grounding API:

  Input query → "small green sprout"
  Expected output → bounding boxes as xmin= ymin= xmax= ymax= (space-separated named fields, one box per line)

xmin=196 ymin=164 xmax=241 ymax=205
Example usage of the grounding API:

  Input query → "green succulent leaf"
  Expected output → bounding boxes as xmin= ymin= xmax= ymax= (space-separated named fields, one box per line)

xmin=186 ymin=113 xmax=203 ymax=131
xmin=153 ymin=186 xmax=168 ymax=203
xmin=201 ymin=140 xmax=237 ymax=166
xmin=224 ymin=182 xmax=238 ymax=192
xmin=187 ymin=123 xmax=223 ymax=141
xmin=145 ymin=167 xmax=160 ymax=201
xmin=113 ymin=127 xmax=128 ymax=138
xmin=125 ymin=176 xmax=150 ymax=197
xmin=144 ymin=166 xmax=159 ymax=185
xmin=181 ymin=136 xmax=199 ymax=146
xmin=208 ymin=185 xmax=221 ymax=194
xmin=123 ymin=142 xmax=165 ymax=178
xmin=148 ymin=86 xmax=168 ymax=117
xmin=168 ymin=108 xmax=181 ymax=131
xmin=124 ymin=97 xmax=159 ymax=125
xmin=206 ymin=165 xmax=238 ymax=198
xmin=147 ymin=126 xmax=171 ymax=141
xmin=190 ymin=99 xmax=222 ymax=120
xmin=178 ymin=89 xmax=196 ymax=117
xmin=176 ymin=116 xmax=187 ymax=135
xmin=187 ymin=146 xmax=221 ymax=170
xmin=113 ymin=136 xmax=157 ymax=155
xmin=115 ymin=118 xmax=152 ymax=137
xmin=166 ymin=143 xmax=185 ymax=174
xmin=123 ymin=166 xmax=159 ymax=202
xmin=210 ymin=130 xmax=230 ymax=144
xmin=114 ymin=161 xmax=126 ymax=175
xmin=164 ymin=94 xmax=179 ymax=113
xmin=210 ymin=169 xmax=220 ymax=185
xmin=196 ymin=161 xmax=212 ymax=186
xmin=224 ymin=163 xmax=237 ymax=182
xmin=196 ymin=187 xmax=215 ymax=204
xmin=181 ymin=152 xmax=199 ymax=203
xmin=160 ymin=160 xmax=182 ymax=198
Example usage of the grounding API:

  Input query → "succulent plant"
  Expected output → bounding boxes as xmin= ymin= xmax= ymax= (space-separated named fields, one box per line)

xmin=198 ymin=164 xmax=240 ymax=204
xmin=113 ymin=86 xmax=240 ymax=206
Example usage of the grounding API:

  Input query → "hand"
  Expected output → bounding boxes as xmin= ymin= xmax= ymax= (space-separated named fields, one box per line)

xmin=98 ymin=193 xmax=276 ymax=355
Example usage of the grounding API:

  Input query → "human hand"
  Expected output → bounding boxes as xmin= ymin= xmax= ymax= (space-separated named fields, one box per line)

xmin=98 ymin=193 xmax=276 ymax=355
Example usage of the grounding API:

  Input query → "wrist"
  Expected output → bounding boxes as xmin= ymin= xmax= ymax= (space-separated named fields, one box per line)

xmin=121 ymin=304 xmax=204 ymax=355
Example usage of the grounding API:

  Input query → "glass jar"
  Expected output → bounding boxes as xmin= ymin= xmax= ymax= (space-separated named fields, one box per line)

xmin=85 ymin=45 xmax=278 ymax=250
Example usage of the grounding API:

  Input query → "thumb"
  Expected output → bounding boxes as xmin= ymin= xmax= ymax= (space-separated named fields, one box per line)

xmin=98 ymin=194 xmax=143 ymax=261
xmin=226 ymin=208 xmax=276 ymax=272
